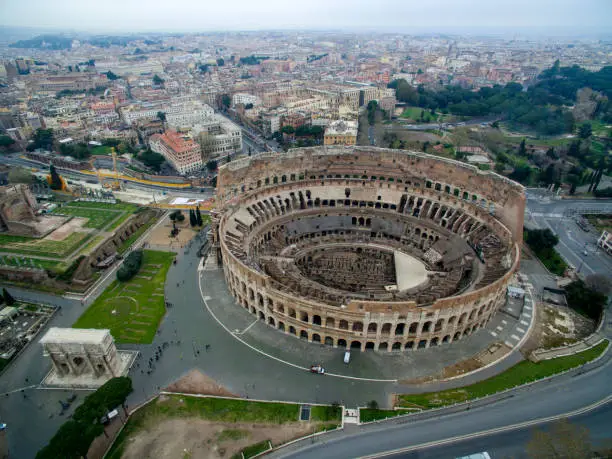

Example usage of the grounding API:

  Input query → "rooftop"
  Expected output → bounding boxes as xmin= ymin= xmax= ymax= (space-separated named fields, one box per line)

xmin=40 ymin=327 xmax=111 ymax=345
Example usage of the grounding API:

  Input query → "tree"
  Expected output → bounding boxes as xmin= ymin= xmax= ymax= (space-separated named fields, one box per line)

xmin=518 ymin=138 xmax=527 ymax=156
xmin=525 ymin=228 xmax=559 ymax=252
xmin=2 ymin=288 xmax=15 ymax=306
xmin=138 ymin=150 xmax=165 ymax=172
xmin=221 ymin=94 xmax=231 ymax=109
xmin=585 ymin=274 xmax=612 ymax=295
xmin=578 ymin=122 xmax=592 ymax=139
xmin=116 ymin=250 xmax=143 ymax=282
xmin=105 ymin=71 xmax=119 ymax=80
xmin=206 ymin=159 xmax=218 ymax=173
xmin=189 ymin=209 xmax=197 ymax=227
xmin=198 ymin=63 xmax=209 ymax=73
xmin=526 ymin=419 xmax=592 ymax=459
xmin=565 ymin=279 xmax=607 ymax=320
xmin=216 ymin=58 xmax=225 ymax=66
xmin=367 ymin=400 xmax=379 ymax=409
xmin=0 ymin=135 xmax=15 ymax=148
xmin=244 ymin=103 xmax=254 ymax=109
xmin=152 ymin=74 xmax=165 ymax=86
xmin=196 ymin=206 xmax=203 ymax=226
xmin=49 ymin=164 xmax=63 ymax=190
xmin=157 ymin=111 xmax=166 ymax=123
xmin=280 ymin=125 xmax=295 ymax=135
xmin=568 ymin=139 xmax=582 ymax=158
xmin=31 ymin=128 xmax=54 ymax=151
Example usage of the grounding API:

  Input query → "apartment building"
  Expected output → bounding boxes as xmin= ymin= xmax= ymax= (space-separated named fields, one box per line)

xmin=193 ymin=117 xmax=242 ymax=159
xmin=149 ymin=130 xmax=202 ymax=175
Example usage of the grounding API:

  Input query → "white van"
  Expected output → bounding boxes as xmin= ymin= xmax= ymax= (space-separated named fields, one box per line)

xmin=343 ymin=351 xmax=351 ymax=364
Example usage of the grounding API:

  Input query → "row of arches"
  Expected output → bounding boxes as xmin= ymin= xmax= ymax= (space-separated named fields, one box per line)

xmin=238 ymin=298 xmax=491 ymax=351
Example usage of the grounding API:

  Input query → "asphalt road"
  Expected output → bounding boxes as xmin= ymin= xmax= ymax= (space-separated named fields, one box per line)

xmin=269 ymin=349 xmax=612 ymax=459
xmin=525 ymin=191 xmax=612 ymax=276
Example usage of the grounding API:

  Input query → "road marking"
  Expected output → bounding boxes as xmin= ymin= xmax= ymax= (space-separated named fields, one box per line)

xmin=235 ymin=318 xmax=259 ymax=335
xmin=520 ymin=320 xmax=529 ymax=326
xmin=524 ymin=305 xmax=532 ymax=310
xmin=490 ymin=331 xmax=497 ymax=337
xmin=501 ymin=320 xmax=507 ymax=325
xmin=511 ymin=334 xmax=520 ymax=341
xmin=496 ymin=326 xmax=503 ymax=331
xmin=516 ymin=327 xmax=526 ymax=334
xmin=356 ymin=394 xmax=612 ymax=459
xmin=197 ymin=272 xmax=398 ymax=383
xmin=0 ymin=384 xmax=38 ymax=397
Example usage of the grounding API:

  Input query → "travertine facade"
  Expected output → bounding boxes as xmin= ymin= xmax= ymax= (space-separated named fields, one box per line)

xmin=40 ymin=328 xmax=122 ymax=378
xmin=212 ymin=146 xmax=525 ymax=352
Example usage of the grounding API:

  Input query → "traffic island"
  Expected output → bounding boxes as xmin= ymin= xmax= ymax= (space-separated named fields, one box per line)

xmin=394 ymin=339 xmax=609 ymax=411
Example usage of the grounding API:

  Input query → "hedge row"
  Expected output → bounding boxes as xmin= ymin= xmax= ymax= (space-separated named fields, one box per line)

xmin=116 ymin=250 xmax=143 ymax=282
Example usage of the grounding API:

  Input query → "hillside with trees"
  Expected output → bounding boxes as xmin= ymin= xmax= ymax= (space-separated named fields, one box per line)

xmin=390 ymin=63 xmax=612 ymax=135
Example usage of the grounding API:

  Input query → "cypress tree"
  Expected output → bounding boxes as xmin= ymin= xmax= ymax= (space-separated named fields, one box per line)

xmin=3 ymin=288 xmax=15 ymax=306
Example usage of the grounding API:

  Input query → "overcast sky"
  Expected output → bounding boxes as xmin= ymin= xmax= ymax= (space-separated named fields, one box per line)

xmin=1 ymin=0 xmax=611 ymax=34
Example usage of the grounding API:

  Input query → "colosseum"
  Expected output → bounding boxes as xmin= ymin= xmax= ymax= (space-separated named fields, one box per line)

xmin=210 ymin=146 xmax=525 ymax=353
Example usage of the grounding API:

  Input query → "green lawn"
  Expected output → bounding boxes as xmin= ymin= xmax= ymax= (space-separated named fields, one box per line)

xmin=397 ymin=340 xmax=609 ymax=410
xmin=400 ymin=106 xmax=440 ymax=123
xmin=0 ymin=232 xmax=91 ymax=258
xmin=359 ymin=409 xmax=414 ymax=423
xmin=528 ymin=245 xmax=568 ymax=276
xmin=73 ymin=250 xmax=173 ymax=343
xmin=91 ymin=145 xmax=113 ymax=155
xmin=310 ymin=405 xmax=342 ymax=422
xmin=52 ymin=201 xmax=138 ymax=231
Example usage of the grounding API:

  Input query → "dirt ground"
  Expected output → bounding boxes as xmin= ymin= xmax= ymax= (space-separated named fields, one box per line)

xmin=165 ymin=370 xmax=237 ymax=397
xmin=521 ymin=302 xmax=595 ymax=354
xmin=121 ymin=418 xmax=315 ymax=459
xmin=145 ymin=214 xmax=198 ymax=251
xmin=41 ymin=216 xmax=86 ymax=240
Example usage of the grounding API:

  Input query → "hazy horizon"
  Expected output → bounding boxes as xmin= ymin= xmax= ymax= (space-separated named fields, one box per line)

xmin=1 ymin=0 xmax=611 ymax=37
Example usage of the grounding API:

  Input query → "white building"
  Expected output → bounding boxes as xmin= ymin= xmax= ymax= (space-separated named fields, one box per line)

xmin=598 ymin=230 xmax=612 ymax=255
xmin=193 ymin=117 xmax=242 ymax=159
xmin=232 ymin=93 xmax=260 ymax=107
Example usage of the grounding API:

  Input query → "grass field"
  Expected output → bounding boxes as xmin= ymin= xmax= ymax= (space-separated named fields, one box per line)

xmin=397 ymin=340 xmax=609 ymax=410
xmin=73 ymin=250 xmax=173 ymax=343
xmin=52 ymin=201 xmax=138 ymax=231
xmin=91 ymin=145 xmax=113 ymax=155
xmin=107 ymin=395 xmax=341 ymax=459
xmin=359 ymin=408 xmax=416 ymax=423
xmin=400 ymin=106 xmax=440 ymax=123
xmin=0 ymin=232 xmax=91 ymax=258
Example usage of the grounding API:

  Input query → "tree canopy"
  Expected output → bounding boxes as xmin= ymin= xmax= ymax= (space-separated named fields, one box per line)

xmin=138 ymin=149 xmax=165 ymax=172
xmin=152 ymin=74 xmax=165 ymax=85
xmin=524 ymin=228 xmax=559 ymax=252
xmin=565 ymin=279 xmax=607 ymax=321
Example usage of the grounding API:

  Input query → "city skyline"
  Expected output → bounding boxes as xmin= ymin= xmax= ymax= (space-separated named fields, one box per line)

xmin=1 ymin=0 xmax=611 ymax=35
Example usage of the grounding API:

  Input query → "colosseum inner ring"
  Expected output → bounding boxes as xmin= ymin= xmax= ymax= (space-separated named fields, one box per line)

xmin=210 ymin=146 xmax=525 ymax=353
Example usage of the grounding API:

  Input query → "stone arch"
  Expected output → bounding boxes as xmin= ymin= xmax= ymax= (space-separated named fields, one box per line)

xmin=300 ymin=330 xmax=309 ymax=340
xmin=313 ymin=315 xmax=322 ymax=326
xmin=289 ymin=326 xmax=296 ymax=335
xmin=339 ymin=320 xmax=349 ymax=330
xmin=421 ymin=321 xmax=432 ymax=333
xmin=378 ymin=342 xmax=389 ymax=351
xmin=381 ymin=323 xmax=392 ymax=335
xmin=392 ymin=342 xmax=402 ymax=350
xmin=409 ymin=322 xmax=419 ymax=334
xmin=395 ymin=323 xmax=405 ymax=336
xmin=448 ymin=316 xmax=457 ymax=326
xmin=352 ymin=321 xmax=363 ymax=332
xmin=278 ymin=321 xmax=285 ymax=331
xmin=430 ymin=337 xmax=439 ymax=347
xmin=312 ymin=333 xmax=321 ymax=343
xmin=326 ymin=317 xmax=335 ymax=328
xmin=324 ymin=337 xmax=334 ymax=346
xmin=367 ymin=323 xmax=378 ymax=333
xmin=365 ymin=341 xmax=375 ymax=350
xmin=289 ymin=308 xmax=296 ymax=318
xmin=442 ymin=335 xmax=451 ymax=343
xmin=405 ymin=341 xmax=414 ymax=349
xmin=418 ymin=339 xmax=428 ymax=349
xmin=350 ymin=340 xmax=362 ymax=349
xmin=338 ymin=339 xmax=347 ymax=348
xmin=277 ymin=304 xmax=285 ymax=314
xmin=458 ymin=313 xmax=467 ymax=325
xmin=453 ymin=331 xmax=461 ymax=340
xmin=299 ymin=312 xmax=308 ymax=324
xmin=434 ymin=319 xmax=444 ymax=332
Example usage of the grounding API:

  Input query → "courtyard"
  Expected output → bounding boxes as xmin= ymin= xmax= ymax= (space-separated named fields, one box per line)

xmin=73 ymin=250 xmax=174 ymax=344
